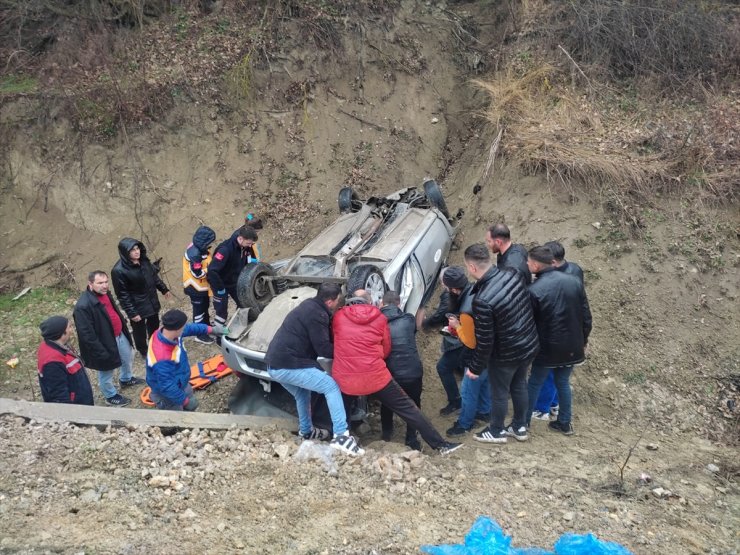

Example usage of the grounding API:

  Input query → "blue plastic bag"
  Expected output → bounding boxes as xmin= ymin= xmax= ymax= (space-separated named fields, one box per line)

xmin=555 ymin=533 xmax=632 ymax=555
xmin=421 ymin=516 xmax=553 ymax=555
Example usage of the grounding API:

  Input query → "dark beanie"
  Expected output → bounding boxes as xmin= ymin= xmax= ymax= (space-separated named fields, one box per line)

xmin=442 ymin=266 xmax=468 ymax=289
xmin=161 ymin=309 xmax=188 ymax=330
xmin=40 ymin=316 xmax=68 ymax=341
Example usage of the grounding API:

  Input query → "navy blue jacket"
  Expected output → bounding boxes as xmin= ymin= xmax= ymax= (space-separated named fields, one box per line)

xmin=37 ymin=340 xmax=94 ymax=405
xmin=265 ymin=296 xmax=333 ymax=370
xmin=529 ymin=267 xmax=592 ymax=367
xmin=208 ymin=234 xmax=249 ymax=293
xmin=381 ymin=305 xmax=423 ymax=382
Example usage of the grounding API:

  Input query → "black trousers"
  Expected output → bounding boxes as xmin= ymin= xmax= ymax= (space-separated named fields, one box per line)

xmin=130 ymin=315 xmax=160 ymax=358
xmin=488 ymin=357 xmax=533 ymax=432
xmin=346 ymin=379 xmax=445 ymax=449
xmin=380 ymin=377 xmax=422 ymax=441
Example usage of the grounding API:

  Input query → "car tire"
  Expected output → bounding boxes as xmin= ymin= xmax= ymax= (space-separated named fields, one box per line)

xmin=338 ymin=186 xmax=362 ymax=214
xmin=422 ymin=178 xmax=451 ymax=219
xmin=347 ymin=265 xmax=387 ymax=305
xmin=236 ymin=262 xmax=276 ymax=319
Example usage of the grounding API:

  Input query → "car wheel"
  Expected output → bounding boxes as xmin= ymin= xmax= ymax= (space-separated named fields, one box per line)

xmin=347 ymin=265 xmax=387 ymax=305
xmin=338 ymin=186 xmax=362 ymax=214
xmin=422 ymin=178 xmax=451 ymax=219
xmin=236 ymin=262 xmax=276 ymax=319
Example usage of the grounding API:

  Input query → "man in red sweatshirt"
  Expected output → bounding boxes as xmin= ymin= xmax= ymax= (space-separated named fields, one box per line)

xmin=332 ymin=290 xmax=462 ymax=455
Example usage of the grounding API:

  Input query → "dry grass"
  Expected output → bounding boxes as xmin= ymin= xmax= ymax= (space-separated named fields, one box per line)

xmin=473 ymin=62 xmax=739 ymax=217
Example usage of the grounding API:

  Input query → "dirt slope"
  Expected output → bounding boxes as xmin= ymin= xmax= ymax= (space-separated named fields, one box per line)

xmin=0 ymin=1 xmax=738 ymax=554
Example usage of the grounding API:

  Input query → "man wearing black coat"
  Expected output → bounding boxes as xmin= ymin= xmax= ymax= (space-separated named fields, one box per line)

xmin=464 ymin=243 xmax=540 ymax=444
xmin=380 ymin=290 xmax=424 ymax=450
xmin=37 ymin=316 xmax=94 ymax=405
xmin=526 ymin=246 xmax=592 ymax=435
xmin=111 ymin=238 xmax=171 ymax=359
xmin=545 ymin=240 xmax=585 ymax=284
xmin=74 ymin=271 xmax=143 ymax=406
xmin=207 ymin=225 xmax=258 ymax=329
xmin=486 ymin=223 xmax=530 ymax=285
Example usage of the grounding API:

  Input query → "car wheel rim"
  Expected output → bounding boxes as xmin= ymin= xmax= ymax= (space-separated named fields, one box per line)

xmin=365 ymin=273 xmax=384 ymax=304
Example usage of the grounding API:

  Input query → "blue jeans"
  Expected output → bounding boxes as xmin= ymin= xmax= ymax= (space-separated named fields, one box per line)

xmin=458 ymin=367 xmax=491 ymax=429
xmin=436 ymin=347 xmax=463 ymax=404
xmin=268 ymin=367 xmax=348 ymax=436
xmin=528 ymin=365 xmax=573 ymax=426
xmin=97 ymin=334 xmax=134 ymax=398
xmin=534 ymin=371 xmax=559 ymax=412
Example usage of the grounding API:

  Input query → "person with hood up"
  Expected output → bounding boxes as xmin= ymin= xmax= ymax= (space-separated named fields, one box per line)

xmin=111 ymin=238 xmax=171 ymax=359
xmin=36 ymin=316 xmax=94 ymax=405
xmin=379 ymin=290 xmax=424 ymax=451
xmin=183 ymin=226 xmax=217 ymax=344
xmin=332 ymin=290 xmax=463 ymax=455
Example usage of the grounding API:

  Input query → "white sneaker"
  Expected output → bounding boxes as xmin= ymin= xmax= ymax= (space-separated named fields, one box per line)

xmin=531 ymin=410 xmax=551 ymax=421
xmin=330 ymin=432 xmax=365 ymax=456
xmin=550 ymin=405 xmax=559 ymax=417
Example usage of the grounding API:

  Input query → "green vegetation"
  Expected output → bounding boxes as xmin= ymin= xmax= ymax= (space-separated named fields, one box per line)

xmin=0 ymin=75 xmax=38 ymax=95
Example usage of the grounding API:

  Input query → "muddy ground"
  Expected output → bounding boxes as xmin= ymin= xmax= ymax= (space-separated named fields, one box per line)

xmin=0 ymin=1 xmax=738 ymax=554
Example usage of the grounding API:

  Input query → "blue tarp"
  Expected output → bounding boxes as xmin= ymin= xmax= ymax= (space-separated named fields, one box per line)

xmin=421 ymin=516 xmax=632 ymax=555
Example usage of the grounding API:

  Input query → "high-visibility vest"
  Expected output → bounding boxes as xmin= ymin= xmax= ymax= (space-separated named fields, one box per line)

xmin=182 ymin=250 xmax=212 ymax=294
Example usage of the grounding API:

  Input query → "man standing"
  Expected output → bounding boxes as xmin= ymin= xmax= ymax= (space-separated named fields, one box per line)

xmin=485 ymin=223 xmax=530 ymax=284
xmin=207 ymin=225 xmax=259 ymax=329
xmin=112 ymin=238 xmax=171 ymax=359
xmin=265 ymin=283 xmax=364 ymax=456
xmin=183 ymin=225 xmax=217 ymax=344
xmin=379 ymin=290 xmax=424 ymax=450
xmin=37 ymin=316 xmax=94 ymax=405
xmin=526 ymin=246 xmax=592 ymax=435
xmin=545 ymin=240 xmax=585 ymax=284
xmin=531 ymin=240 xmax=585 ymax=421
xmin=74 ymin=271 xmax=142 ymax=406
xmin=333 ymin=291 xmax=463 ymax=455
xmin=464 ymin=243 xmax=539 ymax=444
xmin=421 ymin=268 xmax=464 ymax=416
xmin=146 ymin=309 xmax=227 ymax=411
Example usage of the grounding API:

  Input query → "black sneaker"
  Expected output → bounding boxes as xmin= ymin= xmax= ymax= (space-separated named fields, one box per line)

xmin=549 ymin=420 xmax=574 ymax=435
xmin=105 ymin=394 xmax=131 ymax=407
xmin=473 ymin=426 xmax=507 ymax=444
xmin=119 ymin=377 xmax=146 ymax=388
xmin=381 ymin=428 xmax=393 ymax=442
xmin=474 ymin=412 xmax=490 ymax=422
xmin=446 ymin=422 xmax=472 ymax=437
xmin=439 ymin=401 xmax=461 ymax=416
xmin=194 ymin=335 xmax=215 ymax=345
xmin=505 ymin=424 xmax=529 ymax=442
xmin=405 ymin=436 xmax=422 ymax=452
xmin=438 ymin=441 xmax=464 ymax=456
xmin=330 ymin=432 xmax=365 ymax=456
xmin=300 ymin=427 xmax=331 ymax=441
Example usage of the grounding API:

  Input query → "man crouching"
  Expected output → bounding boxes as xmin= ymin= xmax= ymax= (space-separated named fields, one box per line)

xmin=146 ymin=309 xmax=228 ymax=411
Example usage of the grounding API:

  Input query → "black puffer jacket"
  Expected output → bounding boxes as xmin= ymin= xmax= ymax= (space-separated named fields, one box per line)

xmin=265 ymin=296 xmax=333 ymax=370
xmin=529 ymin=266 xmax=592 ymax=367
xmin=381 ymin=305 xmax=423 ymax=381
xmin=468 ymin=266 xmax=539 ymax=374
xmin=73 ymin=288 xmax=132 ymax=371
xmin=111 ymin=238 xmax=169 ymax=319
xmin=497 ymin=243 xmax=531 ymax=285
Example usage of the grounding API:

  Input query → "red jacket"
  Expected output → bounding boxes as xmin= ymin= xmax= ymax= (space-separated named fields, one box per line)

xmin=332 ymin=304 xmax=392 ymax=396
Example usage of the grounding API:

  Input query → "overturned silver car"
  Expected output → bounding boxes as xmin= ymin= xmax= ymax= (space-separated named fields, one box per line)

xmin=221 ymin=179 xmax=457 ymax=388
